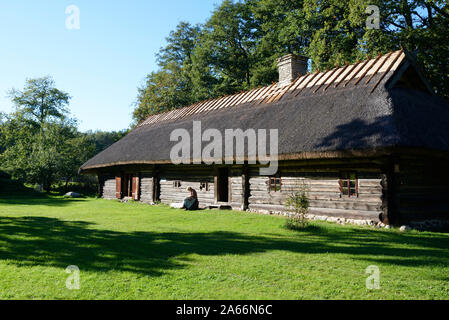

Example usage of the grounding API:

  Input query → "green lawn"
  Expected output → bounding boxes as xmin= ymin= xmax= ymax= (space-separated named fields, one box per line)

xmin=0 ymin=193 xmax=448 ymax=300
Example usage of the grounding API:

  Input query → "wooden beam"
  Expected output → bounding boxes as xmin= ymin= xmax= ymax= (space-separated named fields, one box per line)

xmin=214 ymin=173 xmax=218 ymax=204
xmin=242 ymin=166 xmax=249 ymax=211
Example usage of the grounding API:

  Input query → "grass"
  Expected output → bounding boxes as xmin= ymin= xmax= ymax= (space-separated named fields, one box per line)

xmin=0 ymin=192 xmax=449 ymax=300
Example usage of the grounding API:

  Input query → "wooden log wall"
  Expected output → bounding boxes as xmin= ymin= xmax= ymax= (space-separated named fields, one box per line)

xmin=97 ymin=158 xmax=392 ymax=223
xmin=140 ymin=173 xmax=154 ymax=203
xmin=394 ymin=156 xmax=449 ymax=223
xmin=102 ymin=176 xmax=116 ymax=200
xmin=247 ymin=164 xmax=383 ymax=221
xmin=158 ymin=166 xmax=216 ymax=207
xmin=230 ymin=168 xmax=244 ymax=210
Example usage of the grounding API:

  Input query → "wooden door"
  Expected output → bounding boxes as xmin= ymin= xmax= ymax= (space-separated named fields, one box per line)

xmin=216 ymin=168 xmax=229 ymax=203
xmin=115 ymin=176 xmax=122 ymax=199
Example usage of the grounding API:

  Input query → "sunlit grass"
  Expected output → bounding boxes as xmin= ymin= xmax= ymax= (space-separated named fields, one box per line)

xmin=0 ymin=193 xmax=448 ymax=300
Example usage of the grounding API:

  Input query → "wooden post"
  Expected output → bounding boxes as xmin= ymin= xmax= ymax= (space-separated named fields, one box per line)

xmin=228 ymin=175 xmax=232 ymax=204
xmin=151 ymin=170 xmax=158 ymax=203
xmin=380 ymin=173 xmax=389 ymax=224
xmin=242 ymin=166 xmax=249 ymax=211
xmin=132 ymin=175 xmax=139 ymax=200
xmin=97 ymin=173 xmax=103 ymax=198
xmin=214 ymin=170 xmax=218 ymax=204
xmin=135 ymin=174 xmax=140 ymax=201
xmin=115 ymin=176 xmax=122 ymax=199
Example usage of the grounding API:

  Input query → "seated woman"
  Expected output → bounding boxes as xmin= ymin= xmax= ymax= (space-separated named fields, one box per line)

xmin=183 ymin=186 xmax=199 ymax=211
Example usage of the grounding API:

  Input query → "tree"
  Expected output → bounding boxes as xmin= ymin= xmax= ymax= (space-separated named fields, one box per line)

xmin=133 ymin=63 xmax=193 ymax=124
xmin=1 ymin=77 xmax=95 ymax=192
xmin=302 ymin=0 xmax=449 ymax=99
xmin=0 ymin=115 xmax=92 ymax=192
xmin=26 ymin=122 xmax=71 ymax=192
xmin=57 ymin=125 xmax=96 ymax=193
xmin=250 ymin=0 xmax=310 ymax=83
xmin=0 ymin=112 xmax=6 ymax=154
xmin=197 ymin=0 xmax=259 ymax=87
xmin=132 ymin=0 xmax=449 ymax=124
xmin=189 ymin=0 xmax=266 ymax=98
xmin=156 ymin=21 xmax=201 ymax=68
xmin=133 ymin=22 xmax=200 ymax=123
xmin=85 ymin=129 xmax=129 ymax=155
xmin=8 ymin=76 xmax=71 ymax=128
xmin=0 ymin=110 xmax=41 ymax=181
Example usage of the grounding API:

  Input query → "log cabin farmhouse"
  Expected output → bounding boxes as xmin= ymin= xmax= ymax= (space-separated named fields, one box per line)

xmin=80 ymin=49 xmax=449 ymax=228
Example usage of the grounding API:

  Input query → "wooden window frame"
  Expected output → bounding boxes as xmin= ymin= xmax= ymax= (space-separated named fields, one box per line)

xmin=200 ymin=181 xmax=209 ymax=192
xmin=339 ymin=172 xmax=359 ymax=198
xmin=269 ymin=175 xmax=282 ymax=193
xmin=173 ymin=180 xmax=182 ymax=189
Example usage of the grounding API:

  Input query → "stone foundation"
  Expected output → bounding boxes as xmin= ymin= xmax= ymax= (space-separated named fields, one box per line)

xmin=247 ymin=208 xmax=378 ymax=227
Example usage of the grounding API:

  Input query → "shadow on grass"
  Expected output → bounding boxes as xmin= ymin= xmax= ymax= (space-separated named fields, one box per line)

xmin=1 ymin=216 xmax=449 ymax=277
xmin=0 ymin=193 xmax=87 ymax=207
xmin=283 ymin=223 xmax=328 ymax=233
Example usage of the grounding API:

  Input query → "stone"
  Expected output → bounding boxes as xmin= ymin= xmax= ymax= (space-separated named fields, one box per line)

xmin=400 ymin=225 xmax=411 ymax=232
xmin=385 ymin=225 xmax=392 ymax=229
xmin=65 ymin=192 xmax=81 ymax=198
xmin=120 ymin=197 xmax=133 ymax=203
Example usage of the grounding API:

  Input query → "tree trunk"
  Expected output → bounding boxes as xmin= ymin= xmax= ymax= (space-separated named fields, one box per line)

xmin=64 ymin=177 xmax=71 ymax=194
xmin=45 ymin=182 xmax=51 ymax=193
xmin=44 ymin=177 xmax=52 ymax=194
xmin=401 ymin=0 xmax=414 ymax=29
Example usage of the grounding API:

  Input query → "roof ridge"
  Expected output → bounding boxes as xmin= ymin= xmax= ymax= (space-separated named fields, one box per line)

xmin=137 ymin=49 xmax=405 ymax=128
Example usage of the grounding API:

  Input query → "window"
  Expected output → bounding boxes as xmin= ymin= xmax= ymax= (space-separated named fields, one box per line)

xmin=200 ymin=182 xmax=209 ymax=192
xmin=173 ymin=180 xmax=182 ymax=188
xmin=269 ymin=176 xmax=282 ymax=192
xmin=339 ymin=173 xmax=358 ymax=197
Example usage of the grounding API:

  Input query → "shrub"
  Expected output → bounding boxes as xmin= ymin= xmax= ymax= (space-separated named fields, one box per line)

xmin=284 ymin=182 xmax=310 ymax=230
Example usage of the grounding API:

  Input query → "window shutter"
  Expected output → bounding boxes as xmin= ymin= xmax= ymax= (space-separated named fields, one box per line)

xmin=135 ymin=175 xmax=140 ymax=200
xmin=132 ymin=176 xmax=138 ymax=200
xmin=115 ymin=176 xmax=122 ymax=199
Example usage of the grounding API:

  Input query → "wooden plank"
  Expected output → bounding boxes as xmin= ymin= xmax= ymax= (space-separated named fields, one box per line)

xmin=132 ymin=176 xmax=137 ymax=200
xmin=115 ymin=176 xmax=122 ymax=199
xmin=365 ymin=51 xmax=393 ymax=84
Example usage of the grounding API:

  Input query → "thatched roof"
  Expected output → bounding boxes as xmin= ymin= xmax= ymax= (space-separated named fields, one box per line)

xmin=80 ymin=50 xmax=449 ymax=172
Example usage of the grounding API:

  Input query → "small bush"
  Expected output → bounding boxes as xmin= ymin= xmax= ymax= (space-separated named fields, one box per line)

xmin=285 ymin=182 xmax=310 ymax=230
xmin=285 ymin=215 xmax=307 ymax=230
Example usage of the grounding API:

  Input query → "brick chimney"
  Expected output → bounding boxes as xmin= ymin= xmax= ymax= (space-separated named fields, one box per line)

xmin=277 ymin=54 xmax=309 ymax=87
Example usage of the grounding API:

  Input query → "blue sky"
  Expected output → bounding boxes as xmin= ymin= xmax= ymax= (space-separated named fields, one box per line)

xmin=0 ymin=1 xmax=219 ymax=132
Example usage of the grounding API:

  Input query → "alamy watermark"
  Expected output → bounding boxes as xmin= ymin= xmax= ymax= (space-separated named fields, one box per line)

xmin=366 ymin=265 xmax=380 ymax=290
xmin=66 ymin=265 xmax=80 ymax=290
xmin=366 ymin=5 xmax=380 ymax=30
xmin=65 ymin=5 xmax=80 ymax=30
xmin=170 ymin=121 xmax=279 ymax=175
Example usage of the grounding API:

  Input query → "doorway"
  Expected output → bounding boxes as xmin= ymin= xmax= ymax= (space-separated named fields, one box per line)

xmin=217 ymin=168 xmax=229 ymax=203
xmin=122 ymin=174 xmax=133 ymax=198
